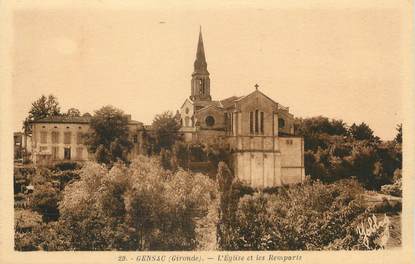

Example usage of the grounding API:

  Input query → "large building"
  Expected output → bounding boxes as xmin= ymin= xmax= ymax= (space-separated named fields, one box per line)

xmin=179 ymin=29 xmax=305 ymax=188
xmin=28 ymin=28 xmax=304 ymax=188
xmin=29 ymin=115 xmax=146 ymax=166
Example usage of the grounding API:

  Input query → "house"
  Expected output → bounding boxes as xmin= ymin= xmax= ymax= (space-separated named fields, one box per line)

xmin=179 ymin=28 xmax=305 ymax=188
xmin=29 ymin=114 xmax=146 ymax=166
xmin=14 ymin=132 xmax=31 ymax=162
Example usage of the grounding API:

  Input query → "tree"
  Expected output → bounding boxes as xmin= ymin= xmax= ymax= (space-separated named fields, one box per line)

xmin=30 ymin=182 xmax=60 ymax=222
xmin=295 ymin=116 xmax=348 ymax=137
xmin=58 ymin=156 xmax=217 ymax=250
xmin=23 ymin=94 xmax=61 ymax=134
xmin=349 ymin=122 xmax=379 ymax=142
xmin=151 ymin=111 xmax=182 ymax=152
xmin=221 ymin=180 xmax=368 ymax=250
xmin=394 ymin=124 xmax=402 ymax=144
xmin=65 ymin=108 xmax=81 ymax=117
xmin=84 ymin=105 xmax=133 ymax=166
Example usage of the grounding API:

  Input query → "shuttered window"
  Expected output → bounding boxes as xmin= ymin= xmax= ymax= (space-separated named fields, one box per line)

xmin=52 ymin=146 xmax=59 ymax=160
xmin=40 ymin=132 xmax=47 ymax=144
xmin=77 ymin=132 xmax=83 ymax=144
xmin=51 ymin=131 xmax=59 ymax=144
xmin=64 ymin=132 xmax=71 ymax=144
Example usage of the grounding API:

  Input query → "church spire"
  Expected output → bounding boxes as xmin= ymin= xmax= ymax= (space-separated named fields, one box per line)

xmin=190 ymin=26 xmax=211 ymax=102
xmin=193 ymin=26 xmax=208 ymax=75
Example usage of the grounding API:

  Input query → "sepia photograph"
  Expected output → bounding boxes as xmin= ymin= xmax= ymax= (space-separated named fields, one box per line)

xmin=0 ymin=0 xmax=414 ymax=263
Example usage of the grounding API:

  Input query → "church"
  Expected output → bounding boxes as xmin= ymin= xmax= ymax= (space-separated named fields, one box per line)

xmin=27 ymin=28 xmax=304 ymax=189
xmin=179 ymin=29 xmax=305 ymax=188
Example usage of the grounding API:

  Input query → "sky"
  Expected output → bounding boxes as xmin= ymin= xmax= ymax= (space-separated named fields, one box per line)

xmin=11 ymin=2 xmax=405 ymax=140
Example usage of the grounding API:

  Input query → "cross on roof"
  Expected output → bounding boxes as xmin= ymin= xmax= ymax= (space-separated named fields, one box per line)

xmin=254 ymin=83 xmax=259 ymax=90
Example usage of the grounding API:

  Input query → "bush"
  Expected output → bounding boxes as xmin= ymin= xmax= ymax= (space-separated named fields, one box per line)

xmin=58 ymin=156 xmax=218 ymax=250
xmin=53 ymin=161 xmax=82 ymax=171
xmin=219 ymin=179 xmax=367 ymax=250
xmin=380 ymin=169 xmax=402 ymax=197
xmin=371 ymin=198 xmax=402 ymax=214
xmin=15 ymin=219 xmax=72 ymax=251
xmin=30 ymin=182 xmax=60 ymax=222
xmin=50 ymin=170 xmax=80 ymax=190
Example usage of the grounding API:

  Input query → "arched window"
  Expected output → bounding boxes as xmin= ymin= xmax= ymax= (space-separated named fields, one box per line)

xmin=185 ymin=116 xmax=190 ymax=127
xmin=278 ymin=118 xmax=285 ymax=129
xmin=205 ymin=116 xmax=215 ymax=127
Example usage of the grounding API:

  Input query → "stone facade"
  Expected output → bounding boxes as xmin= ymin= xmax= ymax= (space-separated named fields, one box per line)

xmin=179 ymin=28 xmax=305 ymax=188
xmin=30 ymin=115 xmax=146 ymax=166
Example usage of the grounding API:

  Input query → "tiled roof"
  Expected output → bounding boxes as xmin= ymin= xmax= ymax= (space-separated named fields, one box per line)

xmin=194 ymin=100 xmax=222 ymax=108
xmin=220 ymin=96 xmax=241 ymax=109
xmin=32 ymin=116 xmax=91 ymax=124
xmin=32 ymin=115 xmax=142 ymax=125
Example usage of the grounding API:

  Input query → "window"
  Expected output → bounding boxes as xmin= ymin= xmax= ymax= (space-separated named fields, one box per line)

xmin=76 ymin=147 xmax=83 ymax=160
xmin=39 ymin=146 xmax=47 ymax=152
xmin=260 ymin=111 xmax=264 ymax=134
xmin=40 ymin=131 xmax=47 ymax=144
xmin=278 ymin=118 xmax=286 ymax=129
xmin=185 ymin=116 xmax=190 ymax=127
xmin=205 ymin=116 xmax=215 ymax=127
xmin=185 ymin=107 xmax=189 ymax=114
xmin=250 ymin=112 xmax=254 ymax=134
xmin=230 ymin=113 xmax=233 ymax=132
xmin=255 ymin=110 xmax=259 ymax=133
xmin=133 ymin=135 xmax=138 ymax=143
xmin=51 ymin=131 xmax=59 ymax=144
xmin=77 ymin=132 xmax=83 ymax=144
xmin=52 ymin=146 xmax=59 ymax=160
xmin=64 ymin=132 xmax=71 ymax=144
xmin=286 ymin=139 xmax=293 ymax=145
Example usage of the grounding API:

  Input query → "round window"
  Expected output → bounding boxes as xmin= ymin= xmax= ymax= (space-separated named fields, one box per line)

xmin=205 ymin=116 xmax=215 ymax=127
xmin=278 ymin=118 xmax=285 ymax=129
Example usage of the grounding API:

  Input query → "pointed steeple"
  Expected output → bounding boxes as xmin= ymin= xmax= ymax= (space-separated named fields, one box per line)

xmin=190 ymin=26 xmax=211 ymax=102
xmin=193 ymin=26 xmax=208 ymax=75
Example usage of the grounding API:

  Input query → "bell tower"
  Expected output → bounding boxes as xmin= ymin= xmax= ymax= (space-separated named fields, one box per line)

xmin=190 ymin=27 xmax=211 ymax=102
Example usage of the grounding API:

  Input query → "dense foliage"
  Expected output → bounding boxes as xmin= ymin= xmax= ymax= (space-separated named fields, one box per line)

xmin=23 ymin=94 xmax=61 ymax=134
xmin=151 ymin=111 xmax=182 ymax=153
xmin=217 ymin=177 xmax=387 ymax=250
xmin=296 ymin=117 xmax=402 ymax=190
xmin=84 ymin=105 xmax=133 ymax=166
xmin=16 ymin=156 xmax=218 ymax=251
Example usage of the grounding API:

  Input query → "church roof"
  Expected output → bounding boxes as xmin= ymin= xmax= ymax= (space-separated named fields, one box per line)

xmin=220 ymin=96 xmax=242 ymax=109
xmin=194 ymin=100 xmax=222 ymax=109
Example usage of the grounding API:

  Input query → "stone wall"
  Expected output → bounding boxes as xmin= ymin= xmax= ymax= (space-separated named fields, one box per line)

xmin=194 ymin=106 xmax=226 ymax=131
xmin=278 ymin=137 xmax=305 ymax=184
xmin=234 ymin=151 xmax=282 ymax=188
